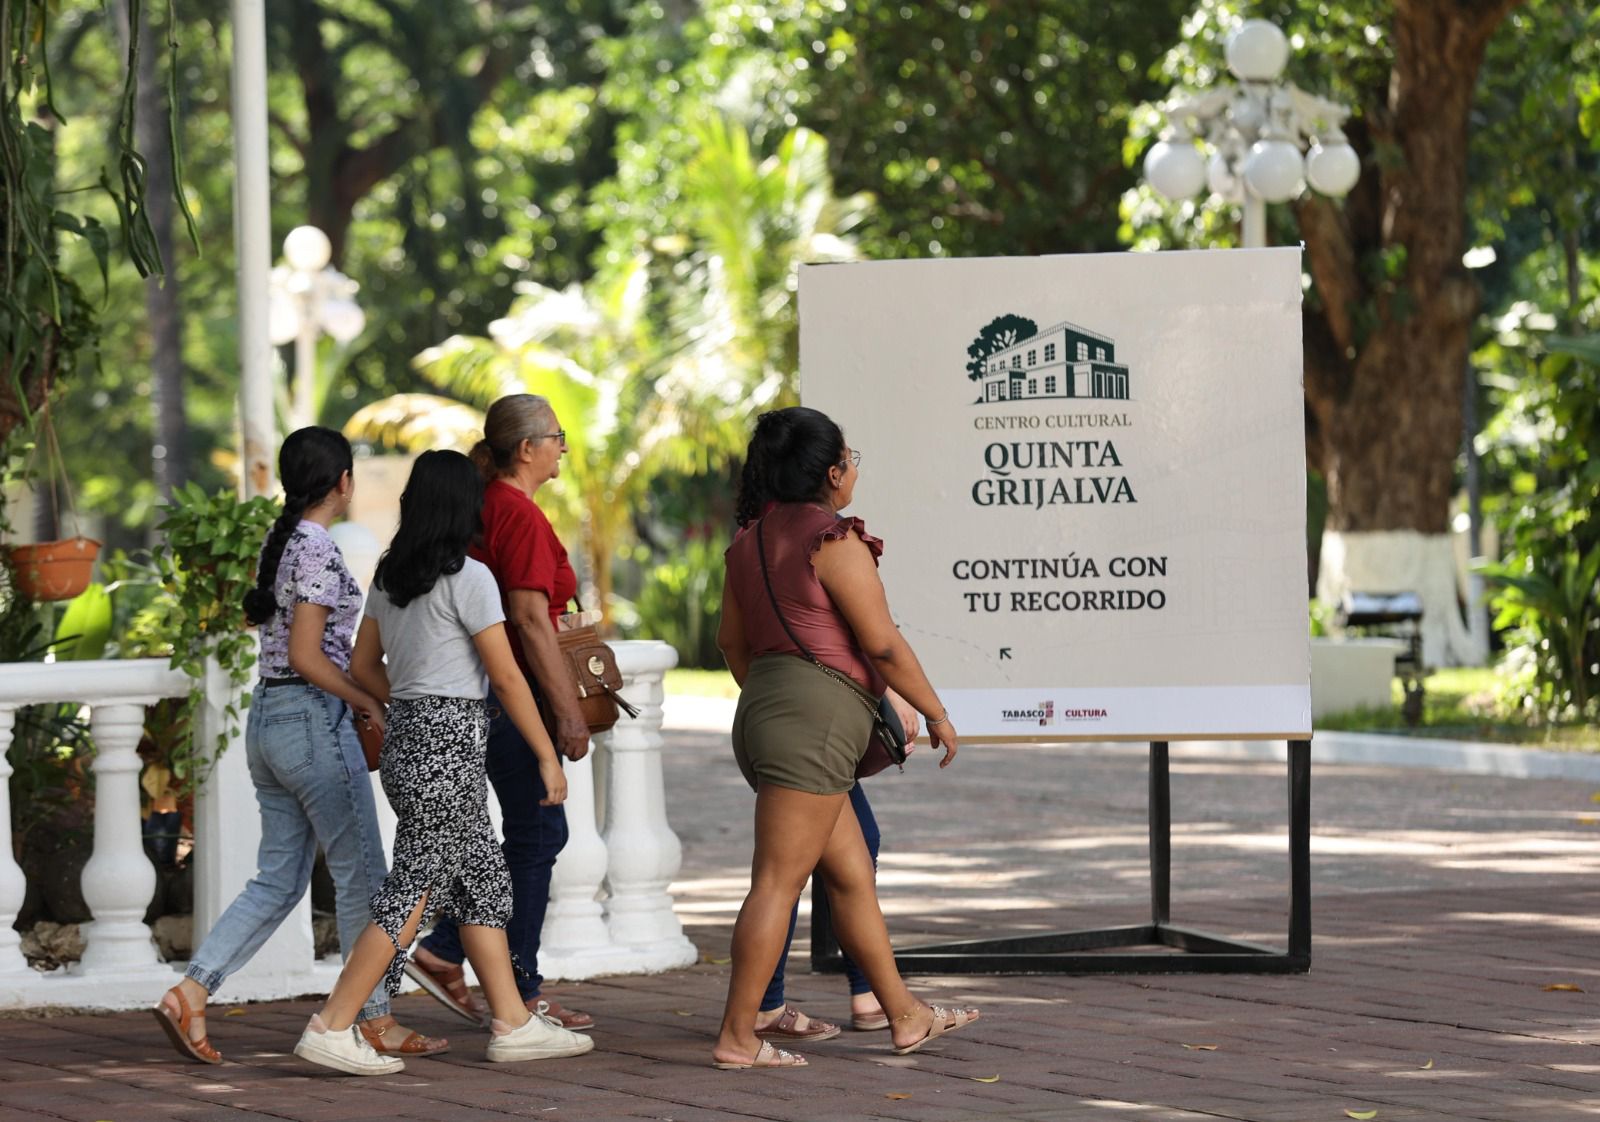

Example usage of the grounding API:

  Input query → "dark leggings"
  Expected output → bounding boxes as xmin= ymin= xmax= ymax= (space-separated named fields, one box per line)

xmin=760 ymin=781 xmax=879 ymax=1011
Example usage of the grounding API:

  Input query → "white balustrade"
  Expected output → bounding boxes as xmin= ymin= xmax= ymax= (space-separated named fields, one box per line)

xmin=0 ymin=659 xmax=190 ymax=1008
xmin=0 ymin=639 xmax=701 ymax=1010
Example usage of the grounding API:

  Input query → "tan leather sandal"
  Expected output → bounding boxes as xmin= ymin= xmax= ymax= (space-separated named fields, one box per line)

xmin=403 ymin=953 xmax=490 ymax=1026
xmin=359 ymin=1019 xmax=450 ymax=1056
xmin=891 ymin=1003 xmax=981 ymax=1055
xmin=151 ymin=985 xmax=223 ymax=1064
xmin=712 ymin=1040 xmax=809 ymax=1070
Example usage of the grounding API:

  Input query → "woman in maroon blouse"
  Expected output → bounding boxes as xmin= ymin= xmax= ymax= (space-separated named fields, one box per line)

xmin=712 ymin=406 xmax=981 ymax=1069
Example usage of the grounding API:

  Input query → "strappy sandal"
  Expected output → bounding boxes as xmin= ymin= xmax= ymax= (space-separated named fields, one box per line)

xmin=359 ymin=1020 xmax=450 ymax=1056
xmin=755 ymin=1005 xmax=840 ymax=1043
xmin=891 ymin=1003 xmax=981 ymax=1055
xmin=151 ymin=985 xmax=223 ymax=1064
xmin=712 ymin=1040 xmax=809 ymax=1070
xmin=403 ymin=954 xmax=490 ymax=1026
xmin=850 ymin=1008 xmax=890 ymax=1032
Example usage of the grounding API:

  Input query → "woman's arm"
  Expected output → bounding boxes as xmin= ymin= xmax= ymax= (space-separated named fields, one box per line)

xmin=716 ymin=581 xmax=752 ymax=685
xmin=505 ymin=589 xmax=590 ymax=763
xmin=350 ymin=618 xmax=390 ymax=705
xmin=287 ymin=603 xmax=385 ymax=731
xmin=473 ymin=622 xmax=567 ymax=805
xmin=813 ymin=533 xmax=959 ymax=767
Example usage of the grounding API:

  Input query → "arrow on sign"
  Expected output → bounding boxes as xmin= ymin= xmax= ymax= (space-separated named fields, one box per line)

xmin=999 ymin=648 xmax=1012 ymax=660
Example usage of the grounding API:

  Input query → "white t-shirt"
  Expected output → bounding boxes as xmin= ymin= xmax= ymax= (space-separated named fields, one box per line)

xmin=364 ymin=557 xmax=506 ymax=700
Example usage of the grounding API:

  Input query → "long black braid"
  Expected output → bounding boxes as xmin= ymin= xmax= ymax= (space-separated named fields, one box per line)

xmin=734 ymin=407 xmax=845 ymax=528
xmin=243 ymin=427 xmax=354 ymax=626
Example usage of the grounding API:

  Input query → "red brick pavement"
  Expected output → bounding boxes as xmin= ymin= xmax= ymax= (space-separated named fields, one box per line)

xmin=3 ymin=732 xmax=1599 ymax=1121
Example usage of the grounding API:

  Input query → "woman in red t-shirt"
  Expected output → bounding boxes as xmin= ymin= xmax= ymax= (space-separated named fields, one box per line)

xmin=713 ymin=406 xmax=981 ymax=1069
xmin=405 ymin=394 xmax=596 ymax=1033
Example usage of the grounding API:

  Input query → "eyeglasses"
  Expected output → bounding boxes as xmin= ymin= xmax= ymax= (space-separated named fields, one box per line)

xmin=839 ymin=450 xmax=861 ymax=468
xmin=530 ymin=430 xmax=566 ymax=444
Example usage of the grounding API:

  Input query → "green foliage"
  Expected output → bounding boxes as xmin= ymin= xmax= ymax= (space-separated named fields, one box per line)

xmin=625 ymin=532 xmax=728 ymax=670
xmin=155 ymin=483 xmax=277 ymax=784
xmin=966 ymin=315 xmax=1038 ymax=381
xmin=51 ymin=582 xmax=112 ymax=660
xmin=1478 ymin=333 xmax=1600 ymax=722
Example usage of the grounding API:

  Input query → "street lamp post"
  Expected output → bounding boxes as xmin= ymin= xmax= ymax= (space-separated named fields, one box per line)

xmin=1141 ymin=20 xmax=1361 ymax=248
xmin=269 ymin=225 xmax=367 ymax=431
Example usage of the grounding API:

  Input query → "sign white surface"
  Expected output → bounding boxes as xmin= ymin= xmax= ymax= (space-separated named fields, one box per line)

xmin=798 ymin=249 xmax=1311 ymax=741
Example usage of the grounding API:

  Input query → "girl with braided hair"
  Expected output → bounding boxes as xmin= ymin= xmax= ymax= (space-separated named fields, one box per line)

xmin=152 ymin=427 xmax=445 ymax=1066
xmin=712 ymin=406 xmax=980 ymax=1070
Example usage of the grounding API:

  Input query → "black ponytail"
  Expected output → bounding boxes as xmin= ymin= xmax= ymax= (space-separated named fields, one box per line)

xmin=734 ymin=407 xmax=846 ymax=528
xmin=243 ymin=427 xmax=354 ymax=626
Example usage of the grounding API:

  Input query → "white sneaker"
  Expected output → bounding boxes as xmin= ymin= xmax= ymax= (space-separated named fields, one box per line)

xmin=294 ymin=1013 xmax=405 ymax=1075
xmin=485 ymin=1001 xmax=595 ymax=1062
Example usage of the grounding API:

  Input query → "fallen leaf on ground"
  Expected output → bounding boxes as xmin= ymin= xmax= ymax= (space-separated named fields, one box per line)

xmin=885 ymin=1092 xmax=911 ymax=1100
xmin=224 ymin=1008 xmax=246 ymax=1016
xmin=971 ymin=1075 xmax=1001 ymax=1083
xmin=1181 ymin=1043 xmax=1219 ymax=1051
xmin=1345 ymin=1111 xmax=1378 ymax=1120
xmin=1542 ymin=983 xmax=1585 ymax=992
xmin=674 ymin=1010 xmax=693 ymax=1016
xmin=1590 ymin=791 xmax=1600 ymax=804
xmin=703 ymin=956 xmax=731 ymax=965
xmin=1579 ymin=817 xmax=1599 ymax=826
xmin=1421 ymin=1059 xmax=1434 ymax=1069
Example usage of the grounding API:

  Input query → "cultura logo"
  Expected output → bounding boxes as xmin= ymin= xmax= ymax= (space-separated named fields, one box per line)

xmin=1059 ymin=707 xmax=1109 ymax=721
xmin=966 ymin=314 xmax=1130 ymax=405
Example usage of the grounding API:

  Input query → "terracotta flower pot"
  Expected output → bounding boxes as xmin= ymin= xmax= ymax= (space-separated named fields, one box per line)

xmin=8 ymin=537 xmax=102 ymax=602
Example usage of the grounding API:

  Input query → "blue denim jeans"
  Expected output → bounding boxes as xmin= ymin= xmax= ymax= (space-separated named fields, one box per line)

xmin=762 ymin=782 xmax=879 ymax=1011
xmin=420 ymin=688 xmax=567 ymax=1000
xmin=186 ymin=684 xmax=390 ymax=1021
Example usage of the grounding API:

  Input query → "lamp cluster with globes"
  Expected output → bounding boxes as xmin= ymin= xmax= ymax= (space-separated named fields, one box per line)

xmin=268 ymin=225 xmax=366 ymax=429
xmin=1141 ymin=19 xmax=1360 ymax=248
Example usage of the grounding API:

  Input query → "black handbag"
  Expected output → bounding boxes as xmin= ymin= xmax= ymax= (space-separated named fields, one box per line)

xmin=755 ymin=518 xmax=907 ymax=777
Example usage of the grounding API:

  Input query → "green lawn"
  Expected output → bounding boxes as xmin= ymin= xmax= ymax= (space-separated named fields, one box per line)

xmin=664 ymin=668 xmax=740 ymax=699
xmin=1316 ymin=666 xmax=1600 ymax=751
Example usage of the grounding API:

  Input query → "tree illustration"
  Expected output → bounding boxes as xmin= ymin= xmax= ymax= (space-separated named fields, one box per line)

xmin=966 ymin=315 xmax=1039 ymax=380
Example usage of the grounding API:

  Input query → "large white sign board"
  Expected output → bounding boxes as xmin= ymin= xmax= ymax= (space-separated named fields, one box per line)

xmin=799 ymin=249 xmax=1311 ymax=741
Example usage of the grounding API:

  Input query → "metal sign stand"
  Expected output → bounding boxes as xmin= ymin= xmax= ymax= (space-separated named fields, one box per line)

xmin=811 ymin=738 xmax=1311 ymax=975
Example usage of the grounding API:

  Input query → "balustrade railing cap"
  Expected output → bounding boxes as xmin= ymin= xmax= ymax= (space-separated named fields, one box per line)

xmin=0 ymin=657 xmax=193 ymax=708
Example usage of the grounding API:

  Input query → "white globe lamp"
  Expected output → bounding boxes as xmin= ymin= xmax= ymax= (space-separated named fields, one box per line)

xmin=1143 ymin=137 xmax=1207 ymax=201
xmin=320 ymin=297 xmax=367 ymax=345
xmin=1305 ymin=139 xmax=1361 ymax=197
xmin=1226 ymin=20 xmax=1290 ymax=82
xmin=1242 ymin=136 xmax=1305 ymax=203
xmin=282 ymin=225 xmax=333 ymax=273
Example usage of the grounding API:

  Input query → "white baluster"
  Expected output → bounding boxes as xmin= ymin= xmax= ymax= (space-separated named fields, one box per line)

xmin=77 ymin=703 xmax=161 ymax=973
xmin=0 ymin=708 xmax=30 ymax=976
xmin=601 ymin=641 xmax=696 ymax=970
xmin=538 ymin=748 xmax=619 ymax=978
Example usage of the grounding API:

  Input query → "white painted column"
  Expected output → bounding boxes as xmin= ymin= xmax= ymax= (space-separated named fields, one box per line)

xmin=0 ymin=709 xmax=30 ymax=976
xmin=77 ymin=704 xmax=163 ymax=974
xmin=600 ymin=641 xmax=696 ymax=970
xmin=230 ymin=0 xmax=276 ymax=498
xmin=538 ymin=748 xmax=626 ymax=979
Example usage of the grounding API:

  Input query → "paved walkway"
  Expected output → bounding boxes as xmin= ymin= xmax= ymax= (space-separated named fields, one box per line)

xmin=3 ymin=728 xmax=1599 ymax=1121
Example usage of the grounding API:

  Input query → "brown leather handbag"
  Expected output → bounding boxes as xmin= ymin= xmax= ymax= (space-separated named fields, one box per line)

xmin=552 ymin=623 xmax=639 ymax=736
xmin=354 ymin=708 xmax=384 ymax=771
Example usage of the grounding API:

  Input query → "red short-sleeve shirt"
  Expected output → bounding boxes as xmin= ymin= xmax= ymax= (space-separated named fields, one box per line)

xmin=469 ymin=479 xmax=577 ymax=675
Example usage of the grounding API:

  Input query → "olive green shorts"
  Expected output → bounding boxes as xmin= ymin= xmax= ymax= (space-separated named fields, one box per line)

xmin=731 ymin=655 xmax=872 ymax=795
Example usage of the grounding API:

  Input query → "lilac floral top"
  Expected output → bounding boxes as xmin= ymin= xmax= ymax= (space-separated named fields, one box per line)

xmin=256 ymin=521 xmax=364 ymax=678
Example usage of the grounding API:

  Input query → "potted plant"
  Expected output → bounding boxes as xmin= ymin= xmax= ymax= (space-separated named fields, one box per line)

xmin=4 ymin=407 xmax=101 ymax=602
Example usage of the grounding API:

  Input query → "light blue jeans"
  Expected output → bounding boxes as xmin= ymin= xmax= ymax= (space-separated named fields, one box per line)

xmin=185 ymin=683 xmax=390 ymax=1021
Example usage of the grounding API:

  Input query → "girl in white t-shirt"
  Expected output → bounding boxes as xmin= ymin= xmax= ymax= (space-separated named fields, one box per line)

xmin=293 ymin=450 xmax=593 ymax=1075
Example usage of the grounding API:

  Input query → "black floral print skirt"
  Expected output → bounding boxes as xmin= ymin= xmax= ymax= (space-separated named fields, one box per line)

xmin=370 ymin=694 xmax=512 ymax=996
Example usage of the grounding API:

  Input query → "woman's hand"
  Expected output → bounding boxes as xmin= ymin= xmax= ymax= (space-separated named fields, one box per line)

xmin=538 ymin=757 xmax=568 ymax=806
xmin=886 ymin=688 xmax=920 ymax=753
xmin=355 ymin=697 xmax=386 ymax=740
xmin=927 ymin=715 xmax=959 ymax=768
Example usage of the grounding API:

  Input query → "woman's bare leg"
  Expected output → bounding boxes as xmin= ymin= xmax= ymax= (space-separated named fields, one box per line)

xmin=810 ymin=802 xmax=940 ymax=1049
xmin=317 ymin=893 xmax=429 ymax=1031
xmin=713 ymin=785 xmax=848 ymax=1066
xmin=459 ymin=924 xmax=532 ymax=1030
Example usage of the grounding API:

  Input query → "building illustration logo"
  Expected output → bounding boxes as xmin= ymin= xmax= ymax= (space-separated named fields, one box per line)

xmin=966 ymin=314 xmax=1130 ymax=404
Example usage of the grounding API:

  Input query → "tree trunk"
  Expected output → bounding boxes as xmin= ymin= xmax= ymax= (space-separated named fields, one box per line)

xmin=123 ymin=0 xmax=190 ymax=499
xmin=1301 ymin=0 xmax=1518 ymax=535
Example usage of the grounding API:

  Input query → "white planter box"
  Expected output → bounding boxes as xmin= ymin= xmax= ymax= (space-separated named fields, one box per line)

xmin=1310 ymin=637 xmax=1404 ymax=718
